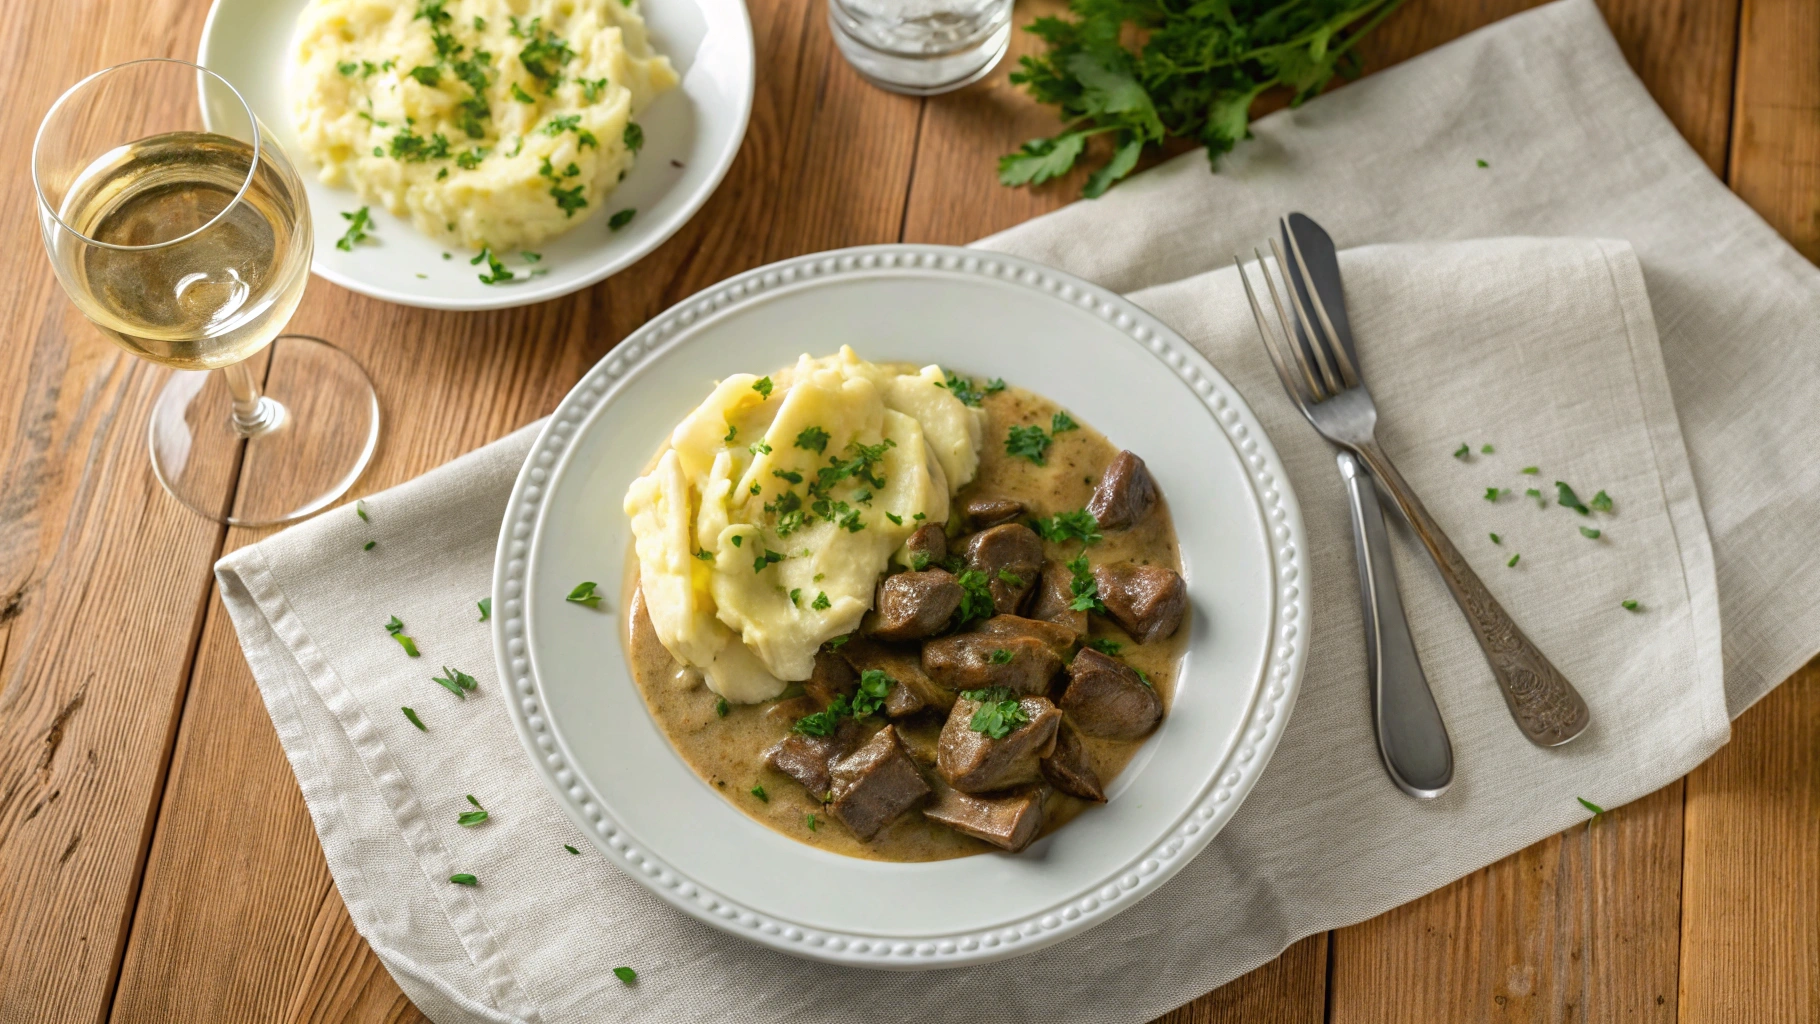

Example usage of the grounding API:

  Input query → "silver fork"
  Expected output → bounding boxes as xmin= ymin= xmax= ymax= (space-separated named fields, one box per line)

xmin=1236 ymin=238 xmax=1591 ymax=748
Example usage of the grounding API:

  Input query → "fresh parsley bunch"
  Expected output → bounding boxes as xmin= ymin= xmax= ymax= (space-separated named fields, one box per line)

xmin=1000 ymin=0 xmax=1406 ymax=197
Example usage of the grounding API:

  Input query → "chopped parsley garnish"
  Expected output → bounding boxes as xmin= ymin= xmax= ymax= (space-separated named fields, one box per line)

xmin=1622 ymin=599 xmax=1640 ymax=611
xmin=806 ymin=813 xmax=817 ymax=831
xmin=388 ymin=127 xmax=452 ymax=162
xmin=1453 ymin=443 xmax=1470 ymax=460
xmin=355 ymin=499 xmax=369 ymax=521
xmin=580 ymin=76 xmax=609 ymax=101
xmin=612 ymin=966 xmax=637 ymax=984
xmin=1526 ymin=487 xmax=1546 ymax=508
xmin=730 ymin=534 xmax=743 ymax=547
xmin=852 ymin=669 xmax=892 ymax=717
xmin=997 ymin=569 xmax=1024 ymax=588
xmin=694 ymin=549 xmax=715 ymax=562
xmin=472 ymin=246 xmax=515 ymax=285
xmin=364 ymin=540 xmax=376 ymax=551
xmin=542 ymin=114 xmax=582 ymax=136
xmin=749 ymin=784 xmax=768 ymax=802
xmin=715 ymin=697 xmax=729 ymax=718
xmin=792 ymin=700 xmax=845 ymax=736
xmin=336 ymin=207 xmax=375 ymax=252
xmin=1484 ymin=487 xmax=1506 ymax=502
xmin=773 ymin=468 xmax=802 ymax=484
xmin=385 ymin=616 xmax=421 ymax=657
xmin=1066 ymin=554 xmax=1104 ymax=612
xmin=338 ymin=61 xmax=359 ymax=76
xmin=1481 ymin=444 xmax=1494 ymax=454
xmin=432 ymin=666 xmax=478 ymax=698
xmin=825 ymin=634 xmax=850 ymax=650
xmin=1006 ymin=424 xmax=1052 ymax=465
xmin=511 ymin=81 xmax=536 ymax=103
xmin=457 ymin=795 xmax=489 ymax=826
xmin=1507 ymin=553 xmax=1521 ymax=567
xmin=567 ymin=581 xmax=602 ymax=607
xmin=963 ymin=690 xmax=1028 ymax=739
xmin=752 ymin=376 xmax=774 ymax=398
xmin=1579 ymin=526 xmax=1601 ymax=539
xmin=478 ymin=597 xmax=491 ymax=621
xmin=402 ymin=706 xmax=427 ymax=731
xmin=1521 ymin=466 xmax=1539 ymax=475
xmin=1084 ymin=637 xmax=1123 ymax=656
xmin=724 ymin=423 xmax=738 ymax=443
xmin=748 ymin=440 xmax=773 ymax=455
xmin=608 ymin=208 xmax=635 ymax=231
xmin=811 ymin=591 xmax=831 ymax=610
xmin=624 ymin=122 xmax=644 ymax=152
xmin=449 ymin=873 xmax=478 ymax=886
xmin=795 ymin=426 xmax=830 ymax=453
xmin=408 ymin=64 xmax=442 ymax=86
xmin=838 ymin=508 xmax=865 ymax=533
xmin=955 ymin=569 xmax=996 ymax=625
xmin=1052 ymin=410 xmax=1078 ymax=433
xmin=1556 ymin=481 xmax=1591 ymax=515
xmin=935 ymin=369 xmax=1002 ymax=406
xmin=549 ymin=183 xmax=587 ymax=217
xmin=989 ymin=648 xmax=1014 ymax=665
xmin=1489 ymin=533 xmax=1501 ymax=544
xmin=789 ymin=588 xmax=802 ymax=607
xmin=1032 ymin=508 xmax=1103 ymax=546
xmin=565 ymin=843 xmax=581 ymax=854
xmin=518 ymin=24 xmax=575 ymax=85
xmin=1577 ymin=796 xmax=1605 ymax=816
xmin=753 ymin=549 xmax=784 ymax=573
xmin=1590 ymin=490 xmax=1613 ymax=513
xmin=456 ymin=147 xmax=488 ymax=169
xmin=910 ymin=552 xmax=931 ymax=571
xmin=1478 ymin=159 xmax=1490 ymax=168
xmin=521 ymin=251 xmax=542 ymax=262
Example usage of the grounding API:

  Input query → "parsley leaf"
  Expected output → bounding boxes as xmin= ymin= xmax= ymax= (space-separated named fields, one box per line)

xmin=472 ymin=246 xmax=515 ymax=285
xmin=753 ymin=549 xmax=783 ymax=573
xmin=1579 ymin=526 xmax=1602 ymax=539
xmin=1453 ymin=443 xmax=1470 ymax=460
xmin=795 ymin=426 xmax=830 ymax=453
xmin=432 ymin=665 xmax=478 ymax=698
xmin=1032 ymin=508 xmax=1103 ymax=545
xmin=457 ymin=796 xmax=489 ymax=826
xmin=1006 ymin=424 xmax=1052 ymax=465
xmin=988 ymin=648 xmax=1014 ymax=665
xmin=624 ymin=122 xmax=644 ymax=152
xmin=1003 ymin=0 xmax=1400 ymax=196
xmin=1521 ymin=466 xmax=1540 ymax=475
xmin=811 ymin=591 xmax=830 ymax=610
xmin=752 ymin=376 xmax=774 ymax=398
xmin=1052 ymin=410 xmax=1079 ymax=433
xmin=613 ymin=966 xmax=638 ymax=985
xmin=402 ymin=706 xmax=427 ymax=731
xmin=608 ymin=208 xmax=636 ymax=231
xmin=1507 ymin=553 xmax=1521 ymax=567
xmin=567 ymin=581 xmax=602 ymax=607
xmin=1621 ymin=599 xmax=1640 ymax=612
xmin=336 ymin=207 xmax=375 ymax=252
xmin=1577 ymin=796 xmax=1605 ymax=816
xmin=565 ymin=843 xmax=581 ymax=854
xmin=965 ymin=692 xmax=1029 ymax=739
xmin=478 ymin=597 xmax=492 ymax=621
xmin=1084 ymin=637 xmax=1122 ymax=656
xmin=450 ymin=873 xmax=478 ymax=886
xmin=852 ymin=669 xmax=892 ymax=717
xmin=955 ymin=569 xmax=996 ymax=625
xmin=1556 ymin=481 xmax=1591 ymax=515
xmin=1065 ymin=553 xmax=1104 ymax=613
xmin=1590 ymin=490 xmax=1613 ymax=513
xmin=385 ymin=616 xmax=421 ymax=657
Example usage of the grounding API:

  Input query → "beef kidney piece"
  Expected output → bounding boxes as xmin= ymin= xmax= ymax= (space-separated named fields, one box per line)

xmin=973 ymin=614 xmax=1079 ymax=662
xmin=1041 ymin=719 xmax=1105 ymax=802
xmin=841 ymin=638 xmax=955 ymax=715
xmin=1092 ymin=561 xmax=1187 ymax=644
xmin=936 ymin=695 xmax=1062 ymax=793
xmin=802 ymin=651 xmax=857 ymax=708
xmin=962 ymin=524 xmax=1044 ymax=614
xmin=965 ymin=496 xmax=1026 ymax=530
xmin=904 ymin=522 xmax=948 ymax=569
xmin=870 ymin=569 xmax=962 ymax=641
xmin=924 ymin=781 xmax=1047 ymax=852
xmin=828 ymin=725 xmax=931 ymax=841
xmin=1026 ymin=560 xmax=1089 ymax=636
xmin=1087 ymin=451 xmax=1159 ymax=530
xmin=764 ymin=718 xmax=863 ymax=798
xmin=1058 ymin=648 xmax=1163 ymax=740
xmin=922 ymin=633 xmax=1060 ymax=696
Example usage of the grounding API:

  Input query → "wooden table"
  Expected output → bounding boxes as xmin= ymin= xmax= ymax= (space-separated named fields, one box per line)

xmin=2 ymin=0 xmax=1816 ymax=1020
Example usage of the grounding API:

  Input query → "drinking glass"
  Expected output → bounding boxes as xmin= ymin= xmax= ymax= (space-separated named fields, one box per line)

xmin=828 ymin=0 xmax=1013 ymax=95
xmin=33 ymin=59 xmax=378 ymax=526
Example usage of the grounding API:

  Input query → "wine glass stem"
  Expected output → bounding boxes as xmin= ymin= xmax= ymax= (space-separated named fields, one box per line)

xmin=223 ymin=358 xmax=285 ymax=437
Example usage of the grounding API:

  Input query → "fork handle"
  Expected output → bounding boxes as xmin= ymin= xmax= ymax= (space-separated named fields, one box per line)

xmin=1351 ymin=439 xmax=1591 ymax=747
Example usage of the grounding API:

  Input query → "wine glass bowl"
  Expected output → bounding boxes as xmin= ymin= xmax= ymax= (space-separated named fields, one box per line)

xmin=33 ymin=59 xmax=378 ymax=527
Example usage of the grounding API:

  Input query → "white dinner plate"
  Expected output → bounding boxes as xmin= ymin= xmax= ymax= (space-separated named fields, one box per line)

xmin=492 ymin=245 xmax=1310 ymax=968
xmin=197 ymin=0 xmax=753 ymax=311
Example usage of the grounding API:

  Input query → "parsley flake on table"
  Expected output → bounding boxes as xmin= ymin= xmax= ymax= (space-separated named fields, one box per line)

xmin=1052 ymin=410 xmax=1079 ymax=433
xmin=1481 ymin=444 xmax=1494 ymax=454
xmin=478 ymin=597 xmax=491 ymax=621
xmin=567 ymin=581 xmax=603 ymax=607
xmin=336 ymin=207 xmax=375 ymax=252
xmin=1555 ymin=481 xmax=1591 ymax=515
xmin=1580 ymin=526 xmax=1602 ymax=539
xmin=1507 ymin=553 xmax=1521 ymax=567
xmin=385 ymin=616 xmax=421 ymax=657
xmin=1453 ymin=443 xmax=1471 ymax=460
xmin=565 ymin=843 xmax=581 ymax=855
xmin=1006 ymin=424 xmax=1052 ymax=465
xmin=457 ymin=795 xmax=489 ymax=827
xmin=1622 ymin=599 xmax=1641 ymax=612
xmin=1477 ymin=159 xmax=1490 ymax=168
xmin=449 ymin=873 xmax=478 ymax=886
xmin=1032 ymin=508 xmax=1103 ymax=546
xmin=608 ymin=208 xmax=636 ymax=231
xmin=1484 ymin=487 xmax=1507 ymax=502
xmin=1489 ymin=533 xmax=1501 ymax=544
xmin=1590 ymin=489 xmax=1613 ymax=513
xmin=432 ymin=666 xmax=478 ymax=698
xmin=1521 ymin=466 xmax=1540 ymax=475
xmin=1000 ymin=0 xmax=1403 ymax=197
xmin=1577 ymin=796 xmax=1605 ymax=816
xmin=1526 ymin=487 xmax=1546 ymax=508
xmin=402 ymin=706 xmax=427 ymax=731
xmin=355 ymin=499 xmax=369 ymax=522
xmin=363 ymin=540 xmax=376 ymax=551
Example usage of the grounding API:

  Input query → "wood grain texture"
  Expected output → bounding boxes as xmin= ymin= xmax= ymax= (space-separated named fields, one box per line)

xmin=1679 ymin=666 xmax=1820 ymax=1023
xmin=1154 ymin=935 xmax=1329 ymax=1024
xmin=1728 ymin=0 xmax=1820 ymax=258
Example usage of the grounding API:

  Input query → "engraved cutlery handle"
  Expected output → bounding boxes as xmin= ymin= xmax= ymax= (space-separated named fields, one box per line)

xmin=1352 ymin=440 xmax=1591 ymax=747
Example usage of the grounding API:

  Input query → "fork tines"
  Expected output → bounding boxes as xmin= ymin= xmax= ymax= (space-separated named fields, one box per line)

xmin=1235 ymin=223 xmax=1358 ymax=406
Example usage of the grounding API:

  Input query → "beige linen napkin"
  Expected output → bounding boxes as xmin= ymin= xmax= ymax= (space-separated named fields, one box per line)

xmin=217 ymin=0 xmax=1820 ymax=1019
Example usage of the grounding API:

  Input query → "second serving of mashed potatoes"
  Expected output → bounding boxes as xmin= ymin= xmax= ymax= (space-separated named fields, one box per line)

xmin=291 ymin=0 xmax=677 ymax=251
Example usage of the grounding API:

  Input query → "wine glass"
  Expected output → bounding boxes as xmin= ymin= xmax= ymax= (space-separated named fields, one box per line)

xmin=32 ymin=58 xmax=379 ymax=526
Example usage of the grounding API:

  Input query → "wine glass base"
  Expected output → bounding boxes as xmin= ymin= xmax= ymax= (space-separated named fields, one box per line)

xmin=149 ymin=334 xmax=379 ymax=527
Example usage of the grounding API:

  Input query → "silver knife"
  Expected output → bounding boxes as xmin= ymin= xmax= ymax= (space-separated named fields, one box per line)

xmin=1281 ymin=213 xmax=1453 ymax=798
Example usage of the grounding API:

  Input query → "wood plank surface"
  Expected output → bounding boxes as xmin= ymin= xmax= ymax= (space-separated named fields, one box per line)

xmin=1 ymin=0 xmax=1813 ymax=1020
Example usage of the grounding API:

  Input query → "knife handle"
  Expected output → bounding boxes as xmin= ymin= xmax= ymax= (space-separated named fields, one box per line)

xmin=1339 ymin=451 xmax=1453 ymax=797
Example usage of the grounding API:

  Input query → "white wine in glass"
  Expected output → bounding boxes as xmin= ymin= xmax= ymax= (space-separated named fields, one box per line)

xmin=34 ymin=59 xmax=378 ymax=526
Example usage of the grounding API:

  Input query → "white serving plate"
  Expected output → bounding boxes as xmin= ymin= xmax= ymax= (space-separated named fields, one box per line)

xmin=493 ymin=245 xmax=1309 ymax=968
xmin=197 ymin=0 xmax=753 ymax=311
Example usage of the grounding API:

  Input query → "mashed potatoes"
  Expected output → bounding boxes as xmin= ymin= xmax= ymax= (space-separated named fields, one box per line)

xmin=291 ymin=0 xmax=676 ymax=250
xmin=625 ymin=348 xmax=987 ymax=703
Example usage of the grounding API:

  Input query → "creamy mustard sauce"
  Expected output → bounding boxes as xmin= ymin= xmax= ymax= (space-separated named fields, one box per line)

xmin=623 ymin=383 xmax=1186 ymax=861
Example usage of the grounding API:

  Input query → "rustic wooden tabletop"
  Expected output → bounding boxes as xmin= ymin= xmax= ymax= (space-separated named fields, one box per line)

xmin=2 ymin=0 xmax=1816 ymax=1020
